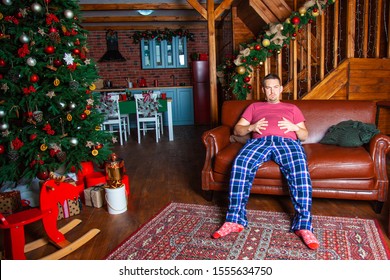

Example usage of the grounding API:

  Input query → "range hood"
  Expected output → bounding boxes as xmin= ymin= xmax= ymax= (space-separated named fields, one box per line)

xmin=99 ymin=30 xmax=126 ymax=62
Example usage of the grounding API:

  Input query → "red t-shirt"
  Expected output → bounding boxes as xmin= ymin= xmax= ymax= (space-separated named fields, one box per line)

xmin=241 ymin=102 xmax=305 ymax=140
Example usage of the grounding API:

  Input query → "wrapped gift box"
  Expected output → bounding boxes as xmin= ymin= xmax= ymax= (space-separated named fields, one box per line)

xmin=57 ymin=197 xmax=81 ymax=220
xmin=0 ymin=190 xmax=22 ymax=214
xmin=84 ymin=185 xmax=106 ymax=208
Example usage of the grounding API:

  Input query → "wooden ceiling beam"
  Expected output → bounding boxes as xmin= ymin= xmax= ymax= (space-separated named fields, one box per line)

xmin=215 ymin=0 xmax=234 ymax=18
xmin=80 ymin=3 xmax=204 ymax=11
xmin=82 ymin=24 xmax=207 ymax=31
xmin=187 ymin=0 xmax=208 ymax=19
xmin=82 ymin=15 xmax=207 ymax=23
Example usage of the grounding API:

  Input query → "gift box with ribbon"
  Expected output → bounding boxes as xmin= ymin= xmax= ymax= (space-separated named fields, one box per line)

xmin=0 ymin=190 xmax=22 ymax=214
xmin=57 ymin=197 xmax=82 ymax=220
xmin=84 ymin=185 xmax=106 ymax=208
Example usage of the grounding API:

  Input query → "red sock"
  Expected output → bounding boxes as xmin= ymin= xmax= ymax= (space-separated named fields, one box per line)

xmin=295 ymin=230 xmax=320 ymax=250
xmin=212 ymin=222 xmax=244 ymax=239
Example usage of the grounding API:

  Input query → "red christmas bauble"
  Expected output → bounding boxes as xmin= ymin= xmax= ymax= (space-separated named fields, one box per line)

xmin=26 ymin=111 xmax=33 ymax=118
xmin=37 ymin=170 xmax=49 ymax=180
xmin=80 ymin=113 xmax=87 ymax=120
xmin=0 ymin=73 xmax=3 ymax=79
xmin=0 ymin=59 xmax=6 ymax=67
xmin=30 ymin=74 xmax=39 ymax=83
xmin=254 ymin=44 xmax=261 ymax=51
xmin=73 ymin=48 xmax=80 ymax=55
xmin=53 ymin=59 xmax=62 ymax=67
xmin=95 ymin=143 xmax=103 ymax=150
xmin=291 ymin=16 xmax=301 ymax=25
xmin=44 ymin=46 xmax=55 ymax=54
xmin=243 ymin=77 xmax=251 ymax=83
xmin=0 ymin=144 xmax=5 ymax=154
xmin=29 ymin=134 xmax=37 ymax=141
xmin=49 ymin=27 xmax=57 ymax=33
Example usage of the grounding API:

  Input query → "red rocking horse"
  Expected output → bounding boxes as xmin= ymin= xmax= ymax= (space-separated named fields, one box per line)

xmin=0 ymin=177 xmax=100 ymax=260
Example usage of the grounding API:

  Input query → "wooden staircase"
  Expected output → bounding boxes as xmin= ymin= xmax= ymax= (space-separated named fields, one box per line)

xmin=229 ymin=0 xmax=390 ymax=132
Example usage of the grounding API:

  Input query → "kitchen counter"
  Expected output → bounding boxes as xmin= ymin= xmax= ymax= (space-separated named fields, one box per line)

xmin=94 ymin=86 xmax=193 ymax=92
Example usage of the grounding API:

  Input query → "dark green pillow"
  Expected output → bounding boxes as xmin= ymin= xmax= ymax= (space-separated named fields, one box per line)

xmin=320 ymin=120 xmax=379 ymax=147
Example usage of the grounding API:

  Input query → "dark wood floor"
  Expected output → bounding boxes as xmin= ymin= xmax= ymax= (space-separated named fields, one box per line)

xmin=3 ymin=125 xmax=390 ymax=259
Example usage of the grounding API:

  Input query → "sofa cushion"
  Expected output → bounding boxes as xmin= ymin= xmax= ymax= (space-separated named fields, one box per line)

xmin=304 ymin=143 xmax=374 ymax=179
xmin=214 ymin=143 xmax=374 ymax=180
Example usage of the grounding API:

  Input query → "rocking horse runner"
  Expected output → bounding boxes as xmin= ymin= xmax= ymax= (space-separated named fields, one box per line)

xmin=0 ymin=177 xmax=100 ymax=260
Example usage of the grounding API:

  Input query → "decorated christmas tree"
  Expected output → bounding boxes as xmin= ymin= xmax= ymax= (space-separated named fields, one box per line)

xmin=0 ymin=0 xmax=113 ymax=183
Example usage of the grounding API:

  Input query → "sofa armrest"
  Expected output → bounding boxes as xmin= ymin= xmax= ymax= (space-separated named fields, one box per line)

xmin=368 ymin=133 xmax=390 ymax=198
xmin=369 ymin=133 xmax=390 ymax=160
xmin=202 ymin=125 xmax=231 ymax=155
xmin=201 ymin=126 xmax=231 ymax=191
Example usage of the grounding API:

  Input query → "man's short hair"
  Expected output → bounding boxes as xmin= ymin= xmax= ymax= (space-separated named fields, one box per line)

xmin=262 ymin=73 xmax=281 ymax=86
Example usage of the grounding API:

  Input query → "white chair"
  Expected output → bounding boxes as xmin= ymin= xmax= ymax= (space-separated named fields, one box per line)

xmin=101 ymin=94 xmax=128 ymax=145
xmin=115 ymin=92 xmax=131 ymax=137
xmin=153 ymin=91 xmax=164 ymax=137
xmin=134 ymin=93 xmax=161 ymax=144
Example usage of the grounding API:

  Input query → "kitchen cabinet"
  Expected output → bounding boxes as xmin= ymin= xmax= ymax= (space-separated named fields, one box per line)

xmin=164 ymin=87 xmax=193 ymax=125
xmin=141 ymin=37 xmax=188 ymax=69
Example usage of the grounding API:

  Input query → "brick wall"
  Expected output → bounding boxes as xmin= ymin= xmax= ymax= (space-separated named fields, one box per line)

xmin=86 ymin=29 xmax=209 ymax=89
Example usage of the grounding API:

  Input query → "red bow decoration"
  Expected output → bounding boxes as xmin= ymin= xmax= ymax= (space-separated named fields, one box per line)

xmin=22 ymin=86 xmax=36 ymax=95
xmin=11 ymin=137 xmax=24 ymax=150
xmin=42 ymin=123 xmax=55 ymax=135
xmin=67 ymin=63 xmax=77 ymax=71
xmin=18 ymin=44 xmax=30 ymax=58
xmin=46 ymin=14 xmax=59 ymax=25
xmin=4 ymin=16 xmax=19 ymax=24
xmin=30 ymin=159 xmax=44 ymax=168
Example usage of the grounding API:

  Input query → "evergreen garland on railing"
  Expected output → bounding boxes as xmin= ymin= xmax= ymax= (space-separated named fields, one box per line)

xmin=217 ymin=0 xmax=336 ymax=100
xmin=131 ymin=28 xmax=195 ymax=44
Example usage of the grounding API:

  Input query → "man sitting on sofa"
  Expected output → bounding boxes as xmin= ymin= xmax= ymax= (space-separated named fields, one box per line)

xmin=212 ymin=73 xmax=319 ymax=250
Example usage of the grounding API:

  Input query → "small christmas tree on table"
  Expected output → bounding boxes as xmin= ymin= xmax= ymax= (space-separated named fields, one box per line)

xmin=0 ymin=0 xmax=114 ymax=183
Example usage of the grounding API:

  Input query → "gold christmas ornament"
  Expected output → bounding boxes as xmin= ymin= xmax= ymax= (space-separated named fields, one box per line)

xmin=299 ymin=7 xmax=307 ymax=15
xmin=95 ymin=125 xmax=101 ymax=131
xmin=40 ymin=143 xmax=48 ymax=151
xmin=236 ymin=66 xmax=246 ymax=75
xmin=312 ymin=9 xmax=320 ymax=17
xmin=66 ymin=113 xmax=72 ymax=121
xmin=84 ymin=109 xmax=91 ymax=115
xmin=89 ymin=83 xmax=96 ymax=91
xmin=91 ymin=149 xmax=98 ymax=156
xmin=262 ymin=39 xmax=271 ymax=47
xmin=53 ymin=78 xmax=60 ymax=86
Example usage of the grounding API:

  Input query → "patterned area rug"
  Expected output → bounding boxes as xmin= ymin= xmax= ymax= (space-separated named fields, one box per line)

xmin=106 ymin=202 xmax=390 ymax=260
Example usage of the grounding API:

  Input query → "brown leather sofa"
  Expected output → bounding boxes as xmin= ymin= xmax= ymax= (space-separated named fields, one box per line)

xmin=202 ymin=100 xmax=390 ymax=215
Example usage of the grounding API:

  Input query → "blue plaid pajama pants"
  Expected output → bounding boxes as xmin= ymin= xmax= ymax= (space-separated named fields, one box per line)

xmin=226 ymin=135 xmax=313 ymax=231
